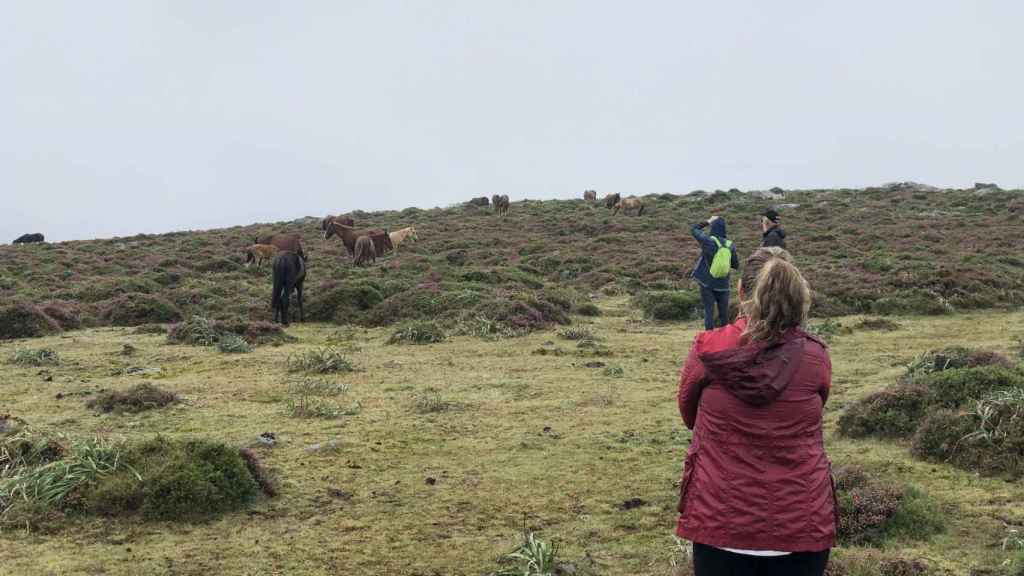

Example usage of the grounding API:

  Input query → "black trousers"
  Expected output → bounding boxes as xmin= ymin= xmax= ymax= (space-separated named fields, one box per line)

xmin=699 ymin=286 xmax=730 ymax=330
xmin=693 ymin=543 xmax=830 ymax=576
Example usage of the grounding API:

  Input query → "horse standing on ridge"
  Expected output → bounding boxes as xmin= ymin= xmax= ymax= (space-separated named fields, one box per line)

xmin=491 ymin=194 xmax=510 ymax=217
xmin=353 ymin=236 xmax=376 ymax=266
xmin=389 ymin=227 xmax=418 ymax=254
xmin=612 ymin=196 xmax=645 ymax=216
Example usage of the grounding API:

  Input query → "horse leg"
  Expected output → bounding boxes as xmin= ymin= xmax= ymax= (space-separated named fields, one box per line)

xmin=297 ymin=283 xmax=304 ymax=322
xmin=281 ymin=288 xmax=290 ymax=326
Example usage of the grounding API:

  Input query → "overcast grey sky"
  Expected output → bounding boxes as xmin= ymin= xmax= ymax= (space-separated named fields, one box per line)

xmin=2 ymin=1 xmax=1022 ymax=242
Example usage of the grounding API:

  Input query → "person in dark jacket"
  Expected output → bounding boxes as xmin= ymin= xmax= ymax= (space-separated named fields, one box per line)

xmin=677 ymin=247 xmax=834 ymax=575
xmin=691 ymin=216 xmax=739 ymax=331
xmin=761 ymin=208 xmax=786 ymax=248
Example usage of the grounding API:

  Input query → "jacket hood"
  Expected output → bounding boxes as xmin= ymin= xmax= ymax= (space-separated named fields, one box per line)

xmin=698 ymin=331 xmax=806 ymax=406
xmin=709 ymin=218 xmax=727 ymax=238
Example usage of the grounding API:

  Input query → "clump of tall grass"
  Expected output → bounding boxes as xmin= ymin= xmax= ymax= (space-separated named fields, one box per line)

xmin=387 ymin=321 xmax=447 ymax=345
xmin=414 ymin=391 xmax=453 ymax=414
xmin=286 ymin=347 xmax=354 ymax=374
xmin=285 ymin=379 xmax=360 ymax=419
xmin=1 ymin=433 xmax=130 ymax=519
xmin=8 ymin=348 xmax=61 ymax=367
xmin=498 ymin=532 xmax=560 ymax=576
xmin=558 ymin=326 xmax=595 ymax=341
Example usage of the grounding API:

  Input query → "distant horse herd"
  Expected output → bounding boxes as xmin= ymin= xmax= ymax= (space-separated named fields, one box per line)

xmin=7 ymin=190 xmax=639 ymax=327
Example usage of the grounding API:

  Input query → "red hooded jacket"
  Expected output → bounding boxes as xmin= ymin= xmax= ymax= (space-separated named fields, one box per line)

xmin=676 ymin=318 xmax=836 ymax=552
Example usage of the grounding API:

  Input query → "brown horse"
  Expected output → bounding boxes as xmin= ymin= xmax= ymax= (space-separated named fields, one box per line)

xmin=353 ymin=236 xmax=376 ymax=266
xmin=321 ymin=215 xmax=354 ymax=232
xmin=492 ymin=194 xmax=510 ymax=216
xmin=324 ymin=221 xmax=386 ymax=257
xmin=369 ymin=230 xmax=394 ymax=257
xmin=604 ymin=193 xmax=621 ymax=209
xmin=583 ymin=190 xmax=597 ymax=201
xmin=612 ymin=196 xmax=644 ymax=216
xmin=256 ymin=234 xmax=306 ymax=261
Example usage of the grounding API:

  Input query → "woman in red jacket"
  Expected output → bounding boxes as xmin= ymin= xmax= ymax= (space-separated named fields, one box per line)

xmin=676 ymin=247 xmax=835 ymax=575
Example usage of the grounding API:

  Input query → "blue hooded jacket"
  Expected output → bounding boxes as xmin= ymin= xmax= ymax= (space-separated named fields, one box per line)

xmin=691 ymin=218 xmax=739 ymax=291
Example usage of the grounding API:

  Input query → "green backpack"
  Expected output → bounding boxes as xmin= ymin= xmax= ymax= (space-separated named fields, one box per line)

xmin=709 ymin=237 xmax=734 ymax=279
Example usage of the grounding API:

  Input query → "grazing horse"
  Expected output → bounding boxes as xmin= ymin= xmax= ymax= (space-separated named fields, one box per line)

xmin=12 ymin=233 xmax=44 ymax=244
xmin=583 ymin=190 xmax=597 ymax=201
xmin=612 ymin=196 xmax=645 ymax=216
xmin=353 ymin=236 xmax=376 ymax=266
xmin=321 ymin=215 xmax=354 ymax=232
xmin=491 ymin=194 xmax=510 ymax=216
xmin=389 ymin=227 xmax=418 ymax=254
xmin=244 ymin=244 xmax=278 ymax=268
xmin=604 ymin=193 xmax=621 ymax=210
xmin=324 ymin=221 xmax=387 ymax=257
xmin=271 ymin=252 xmax=305 ymax=326
xmin=257 ymin=234 xmax=306 ymax=261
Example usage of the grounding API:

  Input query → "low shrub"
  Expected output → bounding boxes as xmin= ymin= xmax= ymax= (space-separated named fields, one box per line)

xmin=833 ymin=465 xmax=944 ymax=546
xmin=0 ymin=303 xmax=61 ymax=340
xmin=287 ymin=347 xmax=354 ymax=373
xmin=98 ymin=293 xmax=181 ymax=326
xmin=216 ymin=320 xmax=289 ymax=345
xmin=903 ymin=346 xmax=1012 ymax=382
xmin=838 ymin=384 xmax=929 ymax=438
xmin=38 ymin=301 xmax=82 ymax=330
xmin=167 ymin=315 xmax=220 ymax=346
xmin=216 ymin=333 xmax=253 ymax=354
xmin=86 ymin=383 xmax=178 ymax=414
xmin=81 ymin=436 xmax=261 ymax=520
xmin=304 ymin=281 xmax=383 ymax=324
xmin=132 ymin=323 xmax=168 ymax=335
xmin=920 ymin=366 xmax=1024 ymax=409
xmin=9 ymin=348 xmax=61 ymax=367
xmin=387 ymin=321 xmax=447 ymax=345
xmin=807 ymin=318 xmax=851 ymax=343
xmin=574 ymin=302 xmax=602 ymax=317
xmin=912 ymin=391 xmax=1024 ymax=478
xmin=853 ymin=317 xmax=902 ymax=332
xmin=634 ymin=291 xmax=702 ymax=321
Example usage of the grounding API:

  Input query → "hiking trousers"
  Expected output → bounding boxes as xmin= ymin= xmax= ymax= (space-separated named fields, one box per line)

xmin=699 ymin=286 xmax=729 ymax=330
xmin=693 ymin=543 xmax=830 ymax=576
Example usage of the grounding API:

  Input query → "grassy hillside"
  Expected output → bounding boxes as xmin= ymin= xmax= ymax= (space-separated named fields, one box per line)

xmin=2 ymin=305 xmax=1023 ymax=574
xmin=2 ymin=183 xmax=1023 ymax=340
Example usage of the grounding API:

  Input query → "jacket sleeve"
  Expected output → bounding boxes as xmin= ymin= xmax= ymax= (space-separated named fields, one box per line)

xmin=678 ymin=336 xmax=707 ymax=430
xmin=691 ymin=223 xmax=710 ymax=243
xmin=819 ymin=351 xmax=833 ymax=405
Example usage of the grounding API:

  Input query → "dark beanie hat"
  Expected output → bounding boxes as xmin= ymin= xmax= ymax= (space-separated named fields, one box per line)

xmin=764 ymin=208 xmax=780 ymax=223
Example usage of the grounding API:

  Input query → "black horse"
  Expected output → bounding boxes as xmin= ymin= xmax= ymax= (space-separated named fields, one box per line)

xmin=271 ymin=252 xmax=305 ymax=325
xmin=13 ymin=233 xmax=44 ymax=244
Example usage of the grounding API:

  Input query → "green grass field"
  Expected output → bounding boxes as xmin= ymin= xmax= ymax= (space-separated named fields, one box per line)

xmin=3 ymin=299 xmax=1023 ymax=575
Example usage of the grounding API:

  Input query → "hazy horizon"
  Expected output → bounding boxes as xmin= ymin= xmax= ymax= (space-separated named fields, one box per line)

xmin=4 ymin=1 xmax=1023 ymax=242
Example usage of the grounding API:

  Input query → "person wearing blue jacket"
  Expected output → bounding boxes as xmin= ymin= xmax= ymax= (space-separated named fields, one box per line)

xmin=691 ymin=216 xmax=739 ymax=330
